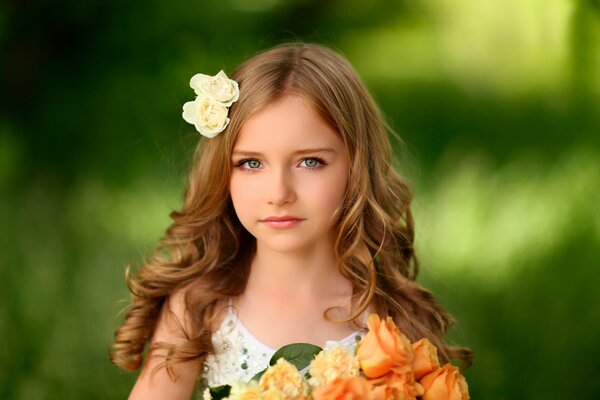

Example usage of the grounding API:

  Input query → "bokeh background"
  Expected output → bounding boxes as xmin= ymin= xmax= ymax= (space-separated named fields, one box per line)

xmin=1 ymin=0 xmax=599 ymax=398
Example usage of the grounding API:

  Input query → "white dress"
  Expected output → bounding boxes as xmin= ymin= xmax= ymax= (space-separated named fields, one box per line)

xmin=200 ymin=304 xmax=366 ymax=389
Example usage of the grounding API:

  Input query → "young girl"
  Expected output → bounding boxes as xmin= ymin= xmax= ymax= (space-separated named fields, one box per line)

xmin=110 ymin=42 xmax=472 ymax=399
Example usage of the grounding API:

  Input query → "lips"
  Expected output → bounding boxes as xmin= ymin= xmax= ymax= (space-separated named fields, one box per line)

xmin=260 ymin=216 xmax=305 ymax=229
xmin=261 ymin=215 xmax=303 ymax=222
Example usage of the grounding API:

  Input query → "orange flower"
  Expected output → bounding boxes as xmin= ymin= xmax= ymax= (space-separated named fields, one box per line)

xmin=312 ymin=377 xmax=373 ymax=400
xmin=357 ymin=314 xmax=414 ymax=378
xmin=370 ymin=372 xmax=423 ymax=400
xmin=371 ymin=382 xmax=406 ymax=400
xmin=420 ymin=364 xmax=470 ymax=400
xmin=411 ymin=338 xmax=440 ymax=380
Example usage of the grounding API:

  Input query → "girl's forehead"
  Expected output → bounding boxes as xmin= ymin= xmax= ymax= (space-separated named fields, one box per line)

xmin=233 ymin=96 xmax=342 ymax=152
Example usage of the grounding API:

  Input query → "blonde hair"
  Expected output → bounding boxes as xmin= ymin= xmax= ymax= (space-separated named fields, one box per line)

xmin=110 ymin=42 xmax=472 ymax=374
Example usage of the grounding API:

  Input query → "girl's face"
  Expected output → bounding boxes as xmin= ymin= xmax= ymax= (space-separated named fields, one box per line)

xmin=229 ymin=95 xmax=349 ymax=255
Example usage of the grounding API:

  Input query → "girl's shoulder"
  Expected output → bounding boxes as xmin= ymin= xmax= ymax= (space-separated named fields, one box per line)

xmin=127 ymin=286 xmax=202 ymax=399
xmin=166 ymin=284 xmax=231 ymax=335
xmin=153 ymin=286 xmax=195 ymax=344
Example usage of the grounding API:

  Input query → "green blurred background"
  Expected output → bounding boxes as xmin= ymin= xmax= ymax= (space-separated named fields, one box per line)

xmin=1 ymin=0 xmax=599 ymax=398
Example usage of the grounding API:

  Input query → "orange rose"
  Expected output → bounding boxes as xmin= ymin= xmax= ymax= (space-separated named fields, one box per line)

xmin=411 ymin=338 xmax=440 ymax=380
xmin=420 ymin=364 xmax=470 ymax=400
xmin=357 ymin=314 xmax=414 ymax=378
xmin=371 ymin=382 xmax=406 ymax=400
xmin=312 ymin=377 xmax=373 ymax=400
xmin=370 ymin=372 xmax=423 ymax=400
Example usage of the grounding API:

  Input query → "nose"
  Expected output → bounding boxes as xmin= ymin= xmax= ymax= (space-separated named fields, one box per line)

xmin=266 ymin=167 xmax=296 ymax=206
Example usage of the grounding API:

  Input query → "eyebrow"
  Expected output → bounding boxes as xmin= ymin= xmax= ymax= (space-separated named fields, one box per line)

xmin=232 ymin=148 xmax=336 ymax=157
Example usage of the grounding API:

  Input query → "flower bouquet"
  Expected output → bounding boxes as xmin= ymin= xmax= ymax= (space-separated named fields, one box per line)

xmin=205 ymin=314 xmax=469 ymax=400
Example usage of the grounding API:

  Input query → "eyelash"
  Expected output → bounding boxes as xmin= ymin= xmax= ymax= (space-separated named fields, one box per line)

xmin=233 ymin=157 xmax=327 ymax=171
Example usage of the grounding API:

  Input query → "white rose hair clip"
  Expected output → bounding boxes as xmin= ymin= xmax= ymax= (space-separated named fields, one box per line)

xmin=182 ymin=70 xmax=240 ymax=138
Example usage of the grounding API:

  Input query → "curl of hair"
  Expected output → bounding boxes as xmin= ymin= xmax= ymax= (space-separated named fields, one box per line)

xmin=109 ymin=42 xmax=472 ymax=375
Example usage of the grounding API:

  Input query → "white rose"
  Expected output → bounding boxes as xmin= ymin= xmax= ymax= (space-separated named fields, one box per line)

xmin=190 ymin=70 xmax=239 ymax=106
xmin=182 ymin=95 xmax=230 ymax=138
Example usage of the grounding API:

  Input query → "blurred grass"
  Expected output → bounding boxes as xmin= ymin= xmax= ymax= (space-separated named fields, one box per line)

xmin=416 ymin=144 xmax=600 ymax=398
xmin=1 ymin=0 xmax=599 ymax=398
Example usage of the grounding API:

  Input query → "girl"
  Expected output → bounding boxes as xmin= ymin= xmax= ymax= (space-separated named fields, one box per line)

xmin=110 ymin=42 xmax=472 ymax=399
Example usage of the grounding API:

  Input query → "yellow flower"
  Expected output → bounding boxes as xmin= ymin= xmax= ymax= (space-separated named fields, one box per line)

xmin=190 ymin=70 xmax=239 ymax=106
xmin=259 ymin=358 xmax=306 ymax=399
xmin=260 ymin=387 xmax=286 ymax=400
xmin=227 ymin=381 xmax=262 ymax=400
xmin=309 ymin=346 xmax=360 ymax=386
xmin=182 ymin=94 xmax=230 ymax=138
xmin=183 ymin=70 xmax=239 ymax=137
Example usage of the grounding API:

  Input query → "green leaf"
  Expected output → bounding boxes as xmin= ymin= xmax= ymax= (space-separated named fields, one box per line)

xmin=250 ymin=368 xmax=267 ymax=382
xmin=269 ymin=343 xmax=322 ymax=371
xmin=209 ymin=385 xmax=231 ymax=400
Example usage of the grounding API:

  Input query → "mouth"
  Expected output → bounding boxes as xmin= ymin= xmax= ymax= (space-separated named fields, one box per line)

xmin=260 ymin=216 xmax=305 ymax=229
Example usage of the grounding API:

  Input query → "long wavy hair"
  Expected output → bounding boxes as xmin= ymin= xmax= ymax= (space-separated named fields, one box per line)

xmin=110 ymin=42 xmax=473 ymax=375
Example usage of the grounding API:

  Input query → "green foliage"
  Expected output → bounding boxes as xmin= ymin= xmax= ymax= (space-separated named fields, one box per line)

xmin=251 ymin=343 xmax=322 ymax=381
xmin=269 ymin=343 xmax=323 ymax=370
xmin=209 ymin=385 xmax=231 ymax=400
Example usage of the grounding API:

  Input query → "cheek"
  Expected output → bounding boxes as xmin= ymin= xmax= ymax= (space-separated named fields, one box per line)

xmin=229 ymin=174 xmax=267 ymax=228
xmin=307 ymin=168 xmax=348 ymax=210
xmin=229 ymin=175 xmax=251 ymax=217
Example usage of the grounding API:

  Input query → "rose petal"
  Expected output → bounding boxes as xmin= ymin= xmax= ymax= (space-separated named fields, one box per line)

xmin=313 ymin=378 xmax=372 ymax=400
xmin=420 ymin=364 xmax=469 ymax=400
xmin=190 ymin=73 xmax=210 ymax=96
xmin=412 ymin=338 xmax=440 ymax=380
xmin=182 ymin=100 xmax=199 ymax=124
xmin=358 ymin=314 xmax=413 ymax=379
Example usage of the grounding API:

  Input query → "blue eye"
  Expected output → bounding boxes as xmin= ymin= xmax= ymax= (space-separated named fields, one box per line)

xmin=300 ymin=157 xmax=324 ymax=168
xmin=246 ymin=160 xmax=261 ymax=169
xmin=235 ymin=158 xmax=262 ymax=169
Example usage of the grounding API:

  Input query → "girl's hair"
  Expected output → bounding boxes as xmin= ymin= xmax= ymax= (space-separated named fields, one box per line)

xmin=110 ymin=42 xmax=473 ymax=374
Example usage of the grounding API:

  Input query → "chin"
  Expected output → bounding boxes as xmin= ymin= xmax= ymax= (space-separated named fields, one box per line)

xmin=257 ymin=237 xmax=316 ymax=254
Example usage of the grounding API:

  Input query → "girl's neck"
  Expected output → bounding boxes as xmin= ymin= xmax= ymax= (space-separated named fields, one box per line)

xmin=245 ymin=240 xmax=351 ymax=299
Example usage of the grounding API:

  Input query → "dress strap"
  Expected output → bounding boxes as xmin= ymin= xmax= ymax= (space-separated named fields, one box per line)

xmin=226 ymin=297 xmax=234 ymax=313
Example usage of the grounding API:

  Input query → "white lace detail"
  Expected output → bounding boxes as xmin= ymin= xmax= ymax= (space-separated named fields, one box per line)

xmin=201 ymin=305 xmax=365 ymax=388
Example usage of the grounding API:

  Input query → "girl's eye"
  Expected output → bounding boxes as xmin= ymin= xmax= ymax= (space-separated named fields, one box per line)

xmin=299 ymin=157 xmax=324 ymax=168
xmin=235 ymin=158 xmax=262 ymax=169
xmin=246 ymin=160 xmax=261 ymax=169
